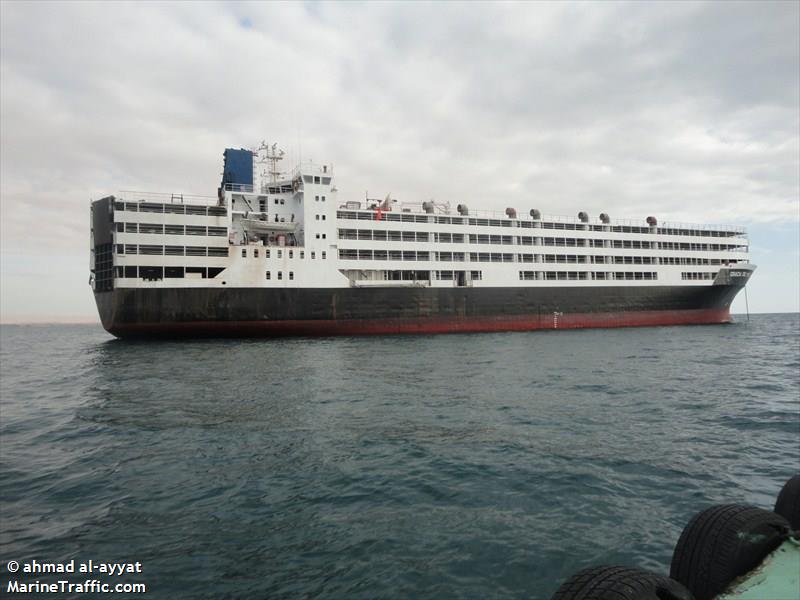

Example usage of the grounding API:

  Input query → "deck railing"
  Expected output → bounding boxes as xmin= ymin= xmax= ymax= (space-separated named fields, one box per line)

xmin=118 ymin=190 xmax=219 ymax=206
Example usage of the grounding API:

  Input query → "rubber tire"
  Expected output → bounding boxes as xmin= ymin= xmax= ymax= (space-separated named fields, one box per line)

xmin=551 ymin=565 xmax=694 ymax=600
xmin=669 ymin=504 xmax=790 ymax=600
xmin=774 ymin=474 xmax=800 ymax=530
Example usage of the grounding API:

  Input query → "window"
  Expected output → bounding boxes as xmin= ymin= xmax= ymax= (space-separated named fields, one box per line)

xmin=289 ymin=272 xmax=294 ymax=280
xmin=289 ymin=250 xmax=293 ymax=258
xmin=274 ymin=199 xmax=279 ymax=205
xmin=254 ymin=249 xmax=259 ymax=258
xmin=140 ymin=223 xmax=165 ymax=234
xmin=139 ymin=266 xmax=163 ymax=281
xmin=164 ymin=266 xmax=184 ymax=278
xmin=278 ymin=272 xmax=283 ymax=280
xmin=311 ymin=252 xmax=316 ymax=259
xmin=300 ymin=251 xmax=304 ymax=259
xmin=241 ymin=249 xmax=246 ymax=257
xmin=316 ymin=234 xmax=320 ymax=239
xmin=277 ymin=250 xmax=282 ymax=258
xmin=322 ymin=233 xmax=326 ymax=239
xmin=186 ymin=266 xmax=206 ymax=278
xmin=316 ymin=215 xmax=320 ymax=220
xmin=322 ymin=196 xmax=326 ymax=202
xmin=314 ymin=176 xmax=320 ymax=184
xmin=260 ymin=199 xmax=266 ymax=212
xmin=266 ymin=272 xmax=271 ymax=280
xmin=315 ymin=195 xmax=319 ymax=202
xmin=280 ymin=199 xmax=285 ymax=205
xmin=265 ymin=250 xmax=270 ymax=258
xmin=322 ymin=215 xmax=326 ymax=221
xmin=322 ymin=251 xmax=326 ymax=259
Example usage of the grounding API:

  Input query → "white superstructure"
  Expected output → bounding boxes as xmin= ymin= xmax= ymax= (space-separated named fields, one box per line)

xmin=94 ymin=147 xmax=752 ymax=293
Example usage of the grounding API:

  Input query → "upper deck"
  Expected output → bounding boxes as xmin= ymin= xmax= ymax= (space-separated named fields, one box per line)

xmin=335 ymin=201 xmax=746 ymax=240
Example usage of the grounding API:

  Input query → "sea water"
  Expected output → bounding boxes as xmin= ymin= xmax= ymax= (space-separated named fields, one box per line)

xmin=1 ymin=314 xmax=798 ymax=598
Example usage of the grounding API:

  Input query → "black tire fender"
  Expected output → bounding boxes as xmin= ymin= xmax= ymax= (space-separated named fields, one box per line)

xmin=774 ymin=474 xmax=800 ymax=530
xmin=669 ymin=504 xmax=790 ymax=600
xmin=551 ymin=565 xmax=694 ymax=600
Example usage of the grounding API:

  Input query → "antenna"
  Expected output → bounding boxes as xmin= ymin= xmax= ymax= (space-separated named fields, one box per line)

xmin=253 ymin=141 xmax=270 ymax=192
xmin=259 ymin=142 xmax=284 ymax=183
xmin=297 ymin=127 xmax=302 ymax=170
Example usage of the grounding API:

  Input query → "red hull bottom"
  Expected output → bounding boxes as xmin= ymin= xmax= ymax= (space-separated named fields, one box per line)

xmin=111 ymin=308 xmax=733 ymax=338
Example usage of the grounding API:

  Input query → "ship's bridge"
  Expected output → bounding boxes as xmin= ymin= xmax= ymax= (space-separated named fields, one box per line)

xmin=220 ymin=144 xmax=337 ymax=253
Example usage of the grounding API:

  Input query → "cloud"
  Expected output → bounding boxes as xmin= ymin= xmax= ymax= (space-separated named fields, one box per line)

xmin=1 ymin=0 xmax=798 ymax=319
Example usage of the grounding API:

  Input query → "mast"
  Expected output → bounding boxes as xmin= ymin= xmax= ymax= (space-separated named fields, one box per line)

xmin=254 ymin=141 xmax=286 ymax=192
xmin=265 ymin=142 xmax=285 ymax=183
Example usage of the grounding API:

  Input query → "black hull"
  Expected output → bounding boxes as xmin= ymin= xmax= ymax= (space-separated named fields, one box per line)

xmin=94 ymin=284 xmax=744 ymax=338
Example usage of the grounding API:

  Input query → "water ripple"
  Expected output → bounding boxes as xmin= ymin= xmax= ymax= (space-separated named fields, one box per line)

xmin=1 ymin=314 xmax=798 ymax=599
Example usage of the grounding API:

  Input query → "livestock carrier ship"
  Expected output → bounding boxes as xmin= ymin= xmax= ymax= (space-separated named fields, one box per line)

xmin=90 ymin=144 xmax=755 ymax=338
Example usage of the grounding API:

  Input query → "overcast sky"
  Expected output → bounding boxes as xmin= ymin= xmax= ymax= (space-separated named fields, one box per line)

xmin=1 ymin=0 xmax=798 ymax=322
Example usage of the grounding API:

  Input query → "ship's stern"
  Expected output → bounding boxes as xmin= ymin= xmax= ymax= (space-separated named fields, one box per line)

xmin=89 ymin=196 xmax=118 ymax=334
